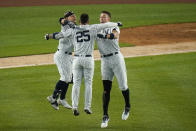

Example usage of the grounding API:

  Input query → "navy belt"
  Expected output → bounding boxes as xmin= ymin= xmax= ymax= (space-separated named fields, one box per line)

xmin=74 ymin=54 xmax=92 ymax=57
xmin=101 ymin=52 xmax=119 ymax=58
xmin=57 ymin=49 xmax=72 ymax=55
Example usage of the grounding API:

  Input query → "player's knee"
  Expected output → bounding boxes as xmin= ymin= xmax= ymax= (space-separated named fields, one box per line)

xmin=60 ymin=75 xmax=67 ymax=82
xmin=57 ymin=80 xmax=68 ymax=87
xmin=103 ymin=80 xmax=112 ymax=93
xmin=103 ymin=80 xmax=112 ymax=87
xmin=120 ymin=85 xmax=128 ymax=91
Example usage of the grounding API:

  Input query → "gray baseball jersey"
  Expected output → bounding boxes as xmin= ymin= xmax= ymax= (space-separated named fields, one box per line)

xmin=96 ymin=26 xmax=120 ymax=55
xmin=56 ymin=22 xmax=118 ymax=109
xmin=57 ymin=25 xmax=73 ymax=52
xmin=96 ymin=26 xmax=128 ymax=91
xmin=54 ymin=24 xmax=73 ymax=83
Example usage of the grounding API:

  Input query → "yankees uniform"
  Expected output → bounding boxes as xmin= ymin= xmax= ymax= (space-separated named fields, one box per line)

xmin=55 ymin=25 xmax=73 ymax=83
xmin=55 ymin=20 xmax=119 ymax=115
xmin=97 ymin=26 xmax=128 ymax=91
xmin=97 ymin=18 xmax=130 ymax=128
xmin=46 ymin=23 xmax=73 ymax=110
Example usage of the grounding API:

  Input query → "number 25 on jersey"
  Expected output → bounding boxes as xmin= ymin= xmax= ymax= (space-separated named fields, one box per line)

xmin=76 ymin=30 xmax=90 ymax=42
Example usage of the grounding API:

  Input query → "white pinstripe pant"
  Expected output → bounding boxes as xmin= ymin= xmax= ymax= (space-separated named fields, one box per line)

xmin=101 ymin=52 xmax=128 ymax=91
xmin=54 ymin=50 xmax=73 ymax=83
xmin=72 ymin=57 xmax=94 ymax=109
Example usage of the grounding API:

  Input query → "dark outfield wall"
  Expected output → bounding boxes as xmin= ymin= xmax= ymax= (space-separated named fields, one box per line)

xmin=0 ymin=0 xmax=195 ymax=7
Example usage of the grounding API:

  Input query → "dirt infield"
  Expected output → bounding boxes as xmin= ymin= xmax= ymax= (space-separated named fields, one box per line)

xmin=0 ymin=0 xmax=195 ymax=7
xmin=120 ymin=23 xmax=196 ymax=45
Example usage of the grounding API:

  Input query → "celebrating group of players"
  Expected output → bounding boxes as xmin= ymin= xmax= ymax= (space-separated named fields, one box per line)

xmin=45 ymin=10 xmax=131 ymax=128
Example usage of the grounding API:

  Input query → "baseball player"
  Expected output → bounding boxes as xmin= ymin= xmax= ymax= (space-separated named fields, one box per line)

xmin=46 ymin=11 xmax=76 ymax=110
xmin=46 ymin=13 xmax=122 ymax=116
xmin=96 ymin=11 xmax=131 ymax=128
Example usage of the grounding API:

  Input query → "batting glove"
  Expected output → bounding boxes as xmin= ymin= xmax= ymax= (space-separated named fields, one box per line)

xmin=97 ymin=33 xmax=107 ymax=39
xmin=117 ymin=22 xmax=123 ymax=27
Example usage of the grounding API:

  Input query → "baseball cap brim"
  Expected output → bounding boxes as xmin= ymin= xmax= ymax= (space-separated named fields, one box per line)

xmin=64 ymin=11 xmax=74 ymax=18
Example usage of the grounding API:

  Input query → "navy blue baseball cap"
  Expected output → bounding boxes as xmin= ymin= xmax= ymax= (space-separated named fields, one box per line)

xmin=64 ymin=11 xmax=74 ymax=18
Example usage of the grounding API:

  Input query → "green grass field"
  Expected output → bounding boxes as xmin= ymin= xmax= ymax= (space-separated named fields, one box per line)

xmin=0 ymin=52 xmax=196 ymax=131
xmin=0 ymin=3 xmax=196 ymax=57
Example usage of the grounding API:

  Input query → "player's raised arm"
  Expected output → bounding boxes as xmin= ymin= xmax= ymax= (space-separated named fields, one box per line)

xmin=56 ymin=28 xmax=74 ymax=39
xmin=45 ymin=28 xmax=74 ymax=40
xmin=92 ymin=22 xmax=122 ymax=32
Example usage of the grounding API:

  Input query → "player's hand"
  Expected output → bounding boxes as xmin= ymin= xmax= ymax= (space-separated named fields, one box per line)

xmin=62 ymin=20 xmax=69 ymax=26
xmin=45 ymin=34 xmax=49 ymax=40
xmin=117 ymin=22 xmax=123 ymax=27
xmin=59 ymin=17 xmax=64 ymax=25
xmin=97 ymin=33 xmax=107 ymax=39
xmin=68 ymin=22 xmax=76 ymax=29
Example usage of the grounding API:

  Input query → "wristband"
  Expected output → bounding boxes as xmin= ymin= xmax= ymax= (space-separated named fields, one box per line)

xmin=53 ymin=32 xmax=59 ymax=39
xmin=109 ymin=33 xmax=114 ymax=39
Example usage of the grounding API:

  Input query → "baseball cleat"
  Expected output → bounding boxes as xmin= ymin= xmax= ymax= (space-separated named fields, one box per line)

xmin=101 ymin=115 xmax=109 ymax=128
xmin=73 ymin=108 xmax=80 ymax=116
xmin=51 ymin=101 xmax=59 ymax=110
xmin=58 ymin=99 xmax=72 ymax=109
xmin=122 ymin=107 xmax=130 ymax=120
xmin=84 ymin=108 xmax=92 ymax=114
xmin=47 ymin=96 xmax=59 ymax=110
xmin=47 ymin=95 xmax=56 ymax=103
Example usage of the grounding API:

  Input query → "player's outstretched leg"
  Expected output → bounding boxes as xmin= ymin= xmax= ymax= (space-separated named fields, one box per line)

xmin=58 ymin=82 xmax=72 ymax=109
xmin=121 ymin=88 xmax=131 ymax=120
xmin=101 ymin=80 xmax=112 ymax=128
xmin=72 ymin=65 xmax=82 ymax=116
xmin=83 ymin=67 xmax=94 ymax=115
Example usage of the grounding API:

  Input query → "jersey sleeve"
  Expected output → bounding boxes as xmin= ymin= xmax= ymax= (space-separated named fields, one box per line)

xmin=62 ymin=28 xmax=74 ymax=37
xmin=55 ymin=28 xmax=74 ymax=39
xmin=91 ymin=22 xmax=118 ymax=33
xmin=61 ymin=25 xmax=70 ymax=32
